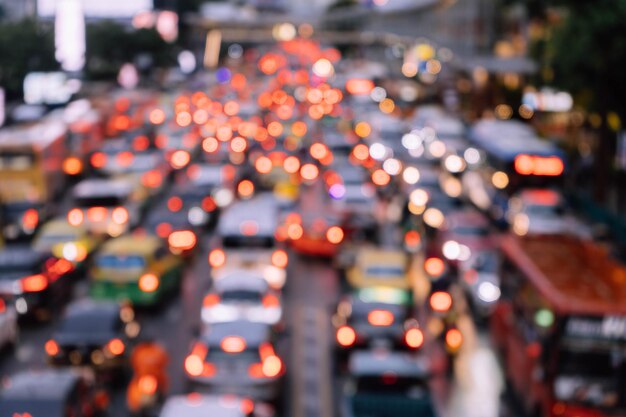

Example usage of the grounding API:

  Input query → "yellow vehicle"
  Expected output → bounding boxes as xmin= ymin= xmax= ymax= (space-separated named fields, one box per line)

xmin=346 ymin=247 xmax=412 ymax=290
xmin=32 ymin=218 xmax=102 ymax=265
xmin=90 ymin=235 xmax=183 ymax=306
xmin=0 ymin=121 xmax=67 ymax=239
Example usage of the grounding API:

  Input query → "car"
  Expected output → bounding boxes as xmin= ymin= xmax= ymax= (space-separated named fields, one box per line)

xmin=334 ymin=287 xmax=422 ymax=352
xmin=0 ymin=298 xmax=18 ymax=349
xmin=436 ymin=209 xmax=496 ymax=265
xmin=345 ymin=247 xmax=412 ymax=290
xmin=201 ymin=272 xmax=282 ymax=327
xmin=507 ymin=189 xmax=591 ymax=238
xmin=0 ymin=245 xmax=75 ymax=320
xmin=46 ymin=299 xmax=138 ymax=369
xmin=90 ymin=235 xmax=184 ymax=306
xmin=0 ymin=369 xmax=109 ymax=417
xmin=184 ymin=321 xmax=284 ymax=400
xmin=282 ymin=212 xmax=345 ymax=257
xmin=458 ymin=250 xmax=501 ymax=317
xmin=68 ymin=177 xmax=147 ymax=237
xmin=184 ymin=162 xmax=235 ymax=210
xmin=32 ymin=217 xmax=102 ymax=266
xmin=159 ymin=394 xmax=259 ymax=417
xmin=341 ymin=350 xmax=437 ymax=417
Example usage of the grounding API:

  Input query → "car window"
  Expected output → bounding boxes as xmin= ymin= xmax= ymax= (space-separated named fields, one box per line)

xmin=96 ymin=255 xmax=146 ymax=269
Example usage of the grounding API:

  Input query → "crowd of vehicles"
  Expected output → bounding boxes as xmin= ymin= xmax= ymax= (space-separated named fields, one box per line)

xmin=0 ymin=33 xmax=622 ymax=417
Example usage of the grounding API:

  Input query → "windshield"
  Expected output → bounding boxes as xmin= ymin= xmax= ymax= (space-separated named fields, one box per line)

xmin=96 ymin=255 xmax=145 ymax=269
xmin=76 ymin=196 xmax=124 ymax=208
xmin=0 ymin=152 xmax=35 ymax=170
xmin=221 ymin=290 xmax=262 ymax=303
xmin=60 ymin=313 xmax=117 ymax=334
xmin=526 ymin=204 xmax=564 ymax=218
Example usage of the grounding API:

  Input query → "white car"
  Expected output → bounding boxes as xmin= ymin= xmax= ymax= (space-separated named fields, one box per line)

xmin=201 ymin=272 xmax=282 ymax=326
xmin=0 ymin=299 xmax=18 ymax=349
xmin=159 ymin=394 xmax=256 ymax=417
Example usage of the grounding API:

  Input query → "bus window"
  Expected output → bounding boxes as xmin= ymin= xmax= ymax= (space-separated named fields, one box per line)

xmin=0 ymin=153 xmax=35 ymax=170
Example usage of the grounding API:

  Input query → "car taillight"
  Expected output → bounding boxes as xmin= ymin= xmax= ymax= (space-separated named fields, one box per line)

xmin=142 ymin=170 xmax=163 ymax=188
xmin=248 ymin=363 xmax=265 ymax=378
xmin=168 ymin=230 xmax=197 ymax=251
xmin=106 ymin=338 xmax=125 ymax=356
xmin=262 ymin=355 xmax=282 ymax=377
xmin=424 ymin=257 xmax=445 ymax=277
xmin=203 ymin=293 xmax=220 ymax=307
xmin=405 ymin=328 xmax=424 ymax=349
xmin=138 ymin=375 xmax=158 ymax=395
xmin=0 ymin=299 xmax=5 ymax=313
xmin=430 ymin=291 xmax=452 ymax=313
xmin=367 ymin=310 xmax=394 ymax=326
xmin=87 ymin=207 xmax=107 ymax=223
xmin=45 ymin=339 xmax=59 ymax=356
xmin=185 ymin=355 xmax=204 ymax=376
xmin=90 ymin=152 xmax=107 ymax=168
xmin=445 ymin=328 xmax=463 ymax=352
xmin=112 ymin=207 xmax=129 ymax=224
xmin=63 ymin=157 xmax=83 ymax=175
xmin=138 ymin=274 xmax=159 ymax=293
xmin=21 ymin=274 xmax=48 ymax=292
xmin=221 ymin=336 xmax=246 ymax=353
xmin=262 ymin=294 xmax=280 ymax=308
xmin=208 ymin=249 xmax=226 ymax=268
xmin=22 ymin=209 xmax=39 ymax=230
xmin=67 ymin=208 xmax=84 ymax=226
xmin=271 ymin=250 xmax=288 ymax=268
xmin=241 ymin=398 xmax=254 ymax=415
xmin=336 ymin=325 xmax=356 ymax=347
xmin=326 ymin=226 xmax=344 ymax=244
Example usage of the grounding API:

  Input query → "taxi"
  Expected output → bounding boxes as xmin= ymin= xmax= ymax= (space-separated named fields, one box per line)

xmin=90 ymin=235 xmax=183 ymax=306
xmin=345 ymin=247 xmax=412 ymax=290
xmin=32 ymin=218 xmax=102 ymax=266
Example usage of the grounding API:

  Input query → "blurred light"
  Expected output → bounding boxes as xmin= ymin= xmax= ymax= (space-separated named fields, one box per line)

xmin=428 ymin=140 xmax=446 ymax=158
xmin=409 ymin=189 xmax=429 ymax=206
xmin=118 ymin=63 xmax=139 ymax=89
xmin=464 ymin=148 xmax=480 ymax=164
xmin=208 ymin=249 xmax=226 ymax=268
xmin=442 ymin=176 xmax=462 ymax=198
xmin=346 ymin=79 xmax=374 ymax=95
xmin=214 ymin=189 xmax=234 ymax=207
xmin=336 ymin=326 xmax=356 ymax=347
xmin=63 ymin=157 xmax=82 ymax=175
xmin=204 ymin=30 xmax=222 ymax=69
xmin=329 ymin=184 xmax=345 ymax=200
xmin=156 ymin=11 xmax=178 ymax=43
xmin=326 ymin=226 xmax=344 ymax=244
xmin=354 ymin=122 xmax=371 ymax=138
xmin=405 ymin=328 xmax=424 ymax=348
xmin=478 ymin=282 xmax=501 ymax=303
xmin=424 ymin=257 xmax=445 ymax=277
xmin=283 ymin=156 xmax=301 ymax=174
xmin=382 ymin=158 xmax=402 ymax=176
xmin=402 ymin=167 xmax=420 ymax=184
xmin=445 ymin=328 xmax=463 ymax=351
xmin=495 ymin=104 xmax=513 ymax=120
xmin=430 ymin=291 xmax=452 ymax=312
xmin=300 ymin=164 xmax=319 ymax=181
xmin=273 ymin=23 xmax=296 ymax=41
xmin=402 ymin=133 xmax=420 ymax=150
xmin=379 ymin=98 xmax=395 ymax=114
xmin=255 ymin=156 xmax=273 ymax=174
xmin=55 ymin=0 xmax=86 ymax=72
xmin=402 ymin=62 xmax=418 ymax=78
xmin=368 ymin=310 xmax=394 ymax=326
xmin=178 ymin=50 xmax=196 ymax=74
xmin=372 ymin=169 xmax=390 ymax=186
xmin=370 ymin=86 xmax=387 ymax=102
xmin=423 ymin=208 xmax=444 ymax=228
xmin=238 ymin=180 xmax=255 ymax=198
xmin=492 ymin=171 xmax=509 ymax=189
xmin=312 ymin=59 xmax=334 ymax=78
xmin=442 ymin=240 xmax=460 ymax=260
xmin=444 ymin=155 xmax=465 ymax=173
xmin=228 ymin=44 xmax=243 ymax=59
xmin=369 ymin=143 xmax=387 ymax=160
xmin=298 ymin=23 xmax=314 ymax=38
xmin=171 ymin=150 xmax=191 ymax=169
xmin=139 ymin=273 xmax=159 ymax=292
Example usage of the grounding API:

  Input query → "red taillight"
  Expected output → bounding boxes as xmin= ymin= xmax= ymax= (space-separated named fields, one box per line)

xmin=106 ymin=338 xmax=125 ymax=356
xmin=262 ymin=294 xmax=280 ymax=308
xmin=202 ymin=197 xmax=216 ymax=212
xmin=326 ymin=226 xmax=344 ymax=244
xmin=63 ymin=157 xmax=83 ymax=175
xmin=142 ymin=170 xmax=163 ymax=188
xmin=67 ymin=208 xmax=84 ymax=226
xmin=248 ymin=363 xmax=265 ymax=378
xmin=22 ymin=208 xmax=39 ymax=230
xmin=241 ymin=398 xmax=254 ymax=415
xmin=90 ymin=152 xmax=107 ymax=168
xmin=156 ymin=222 xmax=172 ymax=238
xmin=138 ymin=274 xmax=159 ymax=293
xmin=112 ymin=207 xmax=129 ymax=224
xmin=405 ymin=328 xmax=424 ymax=349
xmin=262 ymin=355 xmax=282 ymax=377
xmin=430 ymin=291 xmax=453 ymax=313
xmin=221 ymin=336 xmax=246 ymax=353
xmin=138 ymin=375 xmax=158 ymax=395
xmin=367 ymin=310 xmax=394 ymax=326
xmin=87 ymin=207 xmax=107 ymax=223
xmin=45 ymin=339 xmax=59 ymax=356
xmin=424 ymin=257 xmax=445 ymax=277
xmin=208 ymin=249 xmax=226 ymax=268
xmin=271 ymin=250 xmax=288 ymax=268
xmin=0 ymin=299 xmax=5 ymax=313
xmin=336 ymin=325 xmax=356 ymax=347
xmin=185 ymin=355 xmax=204 ymax=376
xmin=117 ymin=151 xmax=134 ymax=167
xmin=203 ymin=293 xmax=220 ymax=307
xmin=168 ymin=230 xmax=197 ymax=251
xmin=445 ymin=328 xmax=463 ymax=352
xmin=22 ymin=274 xmax=48 ymax=292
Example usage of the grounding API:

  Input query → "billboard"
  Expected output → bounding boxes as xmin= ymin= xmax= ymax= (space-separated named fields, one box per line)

xmin=38 ymin=0 xmax=153 ymax=18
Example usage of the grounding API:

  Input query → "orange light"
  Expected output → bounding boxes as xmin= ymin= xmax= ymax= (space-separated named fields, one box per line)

xmin=45 ymin=339 xmax=59 ymax=356
xmin=67 ymin=208 xmax=84 ymax=226
xmin=231 ymin=136 xmax=248 ymax=153
xmin=424 ymin=257 xmax=445 ymax=277
xmin=262 ymin=294 xmax=280 ymax=308
xmin=90 ymin=152 xmax=107 ymax=168
xmin=300 ymin=163 xmax=319 ymax=181
xmin=171 ymin=150 xmax=191 ymax=169
xmin=139 ymin=273 xmax=159 ymax=293
xmin=255 ymin=156 xmax=273 ymax=174
xmin=514 ymin=154 xmax=564 ymax=176
xmin=287 ymin=223 xmax=303 ymax=240
xmin=107 ymin=338 xmax=125 ymax=356
xmin=87 ymin=207 xmax=107 ymax=223
xmin=367 ymin=310 xmax=394 ymax=326
xmin=271 ymin=250 xmax=289 ymax=268
xmin=326 ymin=226 xmax=344 ymax=244
xmin=138 ymin=375 xmax=158 ymax=395
xmin=168 ymin=197 xmax=183 ymax=212
xmin=149 ymin=108 xmax=166 ymax=125
xmin=22 ymin=274 xmax=48 ymax=292
xmin=353 ymin=143 xmax=370 ymax=160
xmin=231 ymin=73 xmax=247 ymax=90
xmin=248 ymin=363 xmax=265 ymax=379
xmin=241 ymin=398 xmax=254 ymax=415
xmin=262 ymin=355 xmax=282 ymax=377
xmin=445 ymin=328 xmax=463 ymax=351
xmin=238 ymin=180 xmax=255 ymax=198
xmin=133 ymin=135 xmax=150 ymax=152
xmin=267 ymin=121 xmax=283 ymax=137
xmin=346 ymin=79 xmax=375 ymax=95
xmin=336 ymin=325 xmax=356 ymax=347
xmin=216 ymin=126 xmax=233 ymax=142
xmin=185 ymin=355 xmax=204 ymax=376
xmin=430 ymin=291 xmax=453 ymax=312
xmin=291 ymin=121 xmax=307 ymax=137
xmin=310 ymin=143 xmax=329 ymax=160
xmin=176 ymin=111 xmax=192 ymax=127
xmin=221 ymin=336 xmax=246 ymax=353
xmin=405 ymin=328 xmax=424 ymax=348
xmin=404 ymin=230 xmax=421 ymax=247
xmin=202 ymin=197 xmax=216 ymax=212
xmin=22 ymin=208 xmax=39 ymax=230
xmin=203 ymin=293 xmax=220 ymax=307
xmin=142 ymin=170 xmax=162 ymax=188
xmin=116 ymin=151 xmax=133 ymax=168
xmin=372 ymin=169 xmax=391 ymax=186
xmin=208 ymin=249 xmax=226 ymax=268
xmin=193 ymin=109 xmax=209 ymax=125
xmin=283 ymin=156 xmax=301 ymax=174
xmin=63 ymin=157 xmax=83 ymax=175
xmin=552 ymin=402 xmax=566 ymax=416
xmin=156 ymin=222 xmax=172 ymax=238
xmin=168 ymin=230 xmax=197 ymax=251
xmin=202 ymin=137 xmax=219 ymax=153
xmin=112 ymin=207 xmax=129 ymax=224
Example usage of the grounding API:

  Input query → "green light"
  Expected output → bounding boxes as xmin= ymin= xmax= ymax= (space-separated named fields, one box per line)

xmin=535 ymin=308 xmax=554 ymax=328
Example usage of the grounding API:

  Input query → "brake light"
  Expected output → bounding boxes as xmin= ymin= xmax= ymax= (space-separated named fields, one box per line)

xmin=21 ymin=274 xmax=48 ymax=292
xmin=0 ymin=299 xmax=5 ymax=313
xmin=221 ymin=336 xmax=246 ymax=353
xmin=287 ymin=223 xmax=303 ymax=240
xmin=117 ymin=151 xmax=134 ymax=167
xmin=167 ymin=197 xmax=183 ymax=212
xmin=424 ymin=257 xmax=445 ymax=277
xmin=404 ymin=230 xmax=421 ymax=248
xmin=138 ymin=274 xmax=159 ymax=293
xmin=185 ymin=355 xmax=204 ymax=376
xmin=45 ymin=339 xmax=59 ymax=356
xmin=156 ymin=222 xmax=172 ymax=238
xmin=430 ymin=291 xmax=453 ymax=312
xmin=238 ymin=180 xmax=255 ymax=198
xmin=168 ymin=230 xmax=197 ymax=251
xmin=90 ymin=152 xmax=107 ymax=168
xmin=22 ymin=209 xmax=39 ymax=230
xmin=138 ymin=375 xmax=158 ymax=395
xmin=262 ymin=294 xmax=280 ymax=308
xmin=326 ymin=226 xmax=344 ymax=244
xmin=271 ymin=250 xmax=288 ymax=268
xmin=106 ymin=338 xmax=125 ymax=356
xmin=262 ymin=355 xmax=282 ymax=377
xmin=445 ymin=328 xmax=463 ymax=351
xmin=171 ymin=150 xmax=191 ymax=169
xmin=87 ymin=207 xmax=107 ymax=223
xmin=405 ymin=328 xmax=424 ymax=349
xmin=336 ymin=325 xmax=356 ymax=347
xmin=208 ymin=249 xmax=226 ymax=268
xmin=202 ymin=197 xmax=217 ymax=212
xmin=367 ymin=310 xmax=394 ymax=326
xmin=203 ymin=293 xmax=220 ymax=307
xmin=67 ymin=208 xmax=84 ymax=226
xmin=63 ymin=157 xmax=83 ymax=175
xmin=248 ymin=363 xmax=265 ymax=378
xmin=241 ymin=398 xmax=254 ymax=415
xmin=112 ymin=207 xmax=129 ymax=224
xmin=142 ymin=170 xmax=162 ymax=188
xmin=133 ymin=135 xmax=150 ymax=151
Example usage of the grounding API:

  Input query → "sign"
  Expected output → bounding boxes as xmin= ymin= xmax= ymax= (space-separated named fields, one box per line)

xmin=566 ymin=316 xmax=626 ymax=341
xmin=523 ymin=89 xmax=573 ymax=113
xmin=24 ymin=72 xmax=81 ymax=105
xmin=38 ymin=0 xmax=152 ymax=18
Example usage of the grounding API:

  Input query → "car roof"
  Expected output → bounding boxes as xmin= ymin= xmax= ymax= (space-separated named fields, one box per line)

xmin=349 ymin=350 xmax=428 ymax=378
xmin=203 ymin=321 xmax=270 ymax=348
xmin=160 ymin=395 xmax=247 ymax=417
xmin=99 ymin=235 xmax=162 ymax=256
xmin=1 ymin=369 xmax=78 ymax=400
xmin=214 ymin=272 xmax=268 ymax=293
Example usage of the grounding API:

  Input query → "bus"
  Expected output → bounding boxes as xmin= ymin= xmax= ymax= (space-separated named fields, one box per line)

xmin=492 ymin=234 xmax=626 ymax=417
xmin=0 ymin=121 xmax=67 ymax=240
xmin=460 ymin=119 xmax=565 ymax=224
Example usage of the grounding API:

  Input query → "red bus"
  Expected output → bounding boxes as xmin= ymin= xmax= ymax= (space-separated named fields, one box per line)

xmin=492 ymin=234 xmax=626 ymax=417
